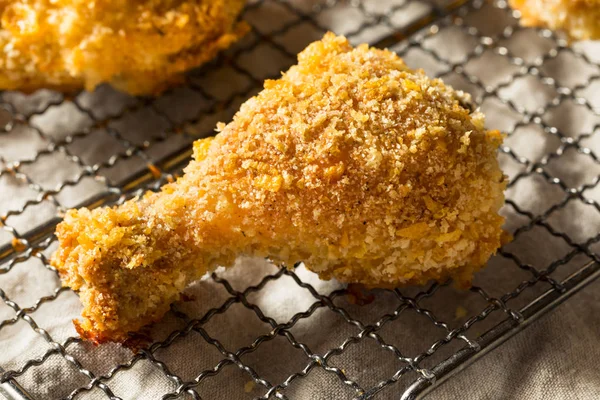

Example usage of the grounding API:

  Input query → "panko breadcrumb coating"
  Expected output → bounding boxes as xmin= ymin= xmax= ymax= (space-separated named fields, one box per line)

xmin=510 ymin=0 xmax=600 ymax=40
xmin=51 ymin=33 xmax=507 ymax=343
xmin=0 ymin=0 xmax=248 ymax=95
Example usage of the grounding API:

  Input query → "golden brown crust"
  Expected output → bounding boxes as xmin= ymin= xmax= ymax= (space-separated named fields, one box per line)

xmin=0 ymin=0 xmax=248 ymax=95
xmin=509 ymin=0 xmax=600 ymax=40
xmin=51 ymin=33 xmax=507 ymax=343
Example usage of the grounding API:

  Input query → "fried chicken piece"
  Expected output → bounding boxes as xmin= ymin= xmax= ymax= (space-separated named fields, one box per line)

xmin=51 ymin=33 xmax=507 ymax=343
xmin=0 ymin=0 xmax=248 ymax=95
xmin=509 ymin=0 xmax=600 ymax=40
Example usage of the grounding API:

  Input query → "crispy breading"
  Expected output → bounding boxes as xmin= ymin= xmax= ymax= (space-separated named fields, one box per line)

xmin=51 ymin=33 xmax=507 ymax=343
xmin=510 ymin=0 xmax=600 ymax=40
xmin=0 ymin=0 xmax=248 ymax=95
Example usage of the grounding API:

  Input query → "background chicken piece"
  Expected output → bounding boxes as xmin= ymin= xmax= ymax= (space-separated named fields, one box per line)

xmin=509 ymin=0 xmax=600 ymax=40
xmin=0 ymin=0 xmax=248 ymax=95
xmin=52 ymin=33 xmax=507 ymax=343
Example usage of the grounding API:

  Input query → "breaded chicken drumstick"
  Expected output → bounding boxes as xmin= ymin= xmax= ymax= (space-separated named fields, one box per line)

xmin=509 ymin=0 xmax=600 ymax=40
xmin=0 ymin=0 xmax=247 ymax=95
xmin=52 ymin=33 xmax=506 ymax=343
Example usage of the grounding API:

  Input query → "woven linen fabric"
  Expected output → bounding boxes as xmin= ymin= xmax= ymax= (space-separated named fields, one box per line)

xmin=437 ymin=283 xmax=600 ymax=400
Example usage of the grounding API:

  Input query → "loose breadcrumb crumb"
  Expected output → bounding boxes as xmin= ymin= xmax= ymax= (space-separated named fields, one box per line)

xmin=244 ymin=381 xmax=256 ymax=393
xmin=510 ymin=0 xmax=600 ymax=40
xmin=51 ymin=33 xmax=507 ymax=343
xmin=455 ymin=306 xmax=468 ymax=320
xmin=0 ymin=0 xmax=248 ymax=95
xmin=11 ymin=237 xmax=26 ymax=252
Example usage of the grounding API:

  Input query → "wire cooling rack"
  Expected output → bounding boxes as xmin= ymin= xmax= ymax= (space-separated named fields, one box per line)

xmin=1 ymin=0 xmax=600 ymax=399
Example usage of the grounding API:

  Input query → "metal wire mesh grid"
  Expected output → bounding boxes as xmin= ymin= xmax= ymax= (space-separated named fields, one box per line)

xmin=1 ymin=0 xmax=600 ymax=399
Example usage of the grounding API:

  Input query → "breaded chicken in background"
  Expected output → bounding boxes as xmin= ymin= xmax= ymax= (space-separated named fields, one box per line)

xmin=52 ymin=33 xmax=507 ymax=343
xmin=0 ymin=0 xmax=248 ymax=95
xmin=510 ymin=0 xmax=600 ymax=40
